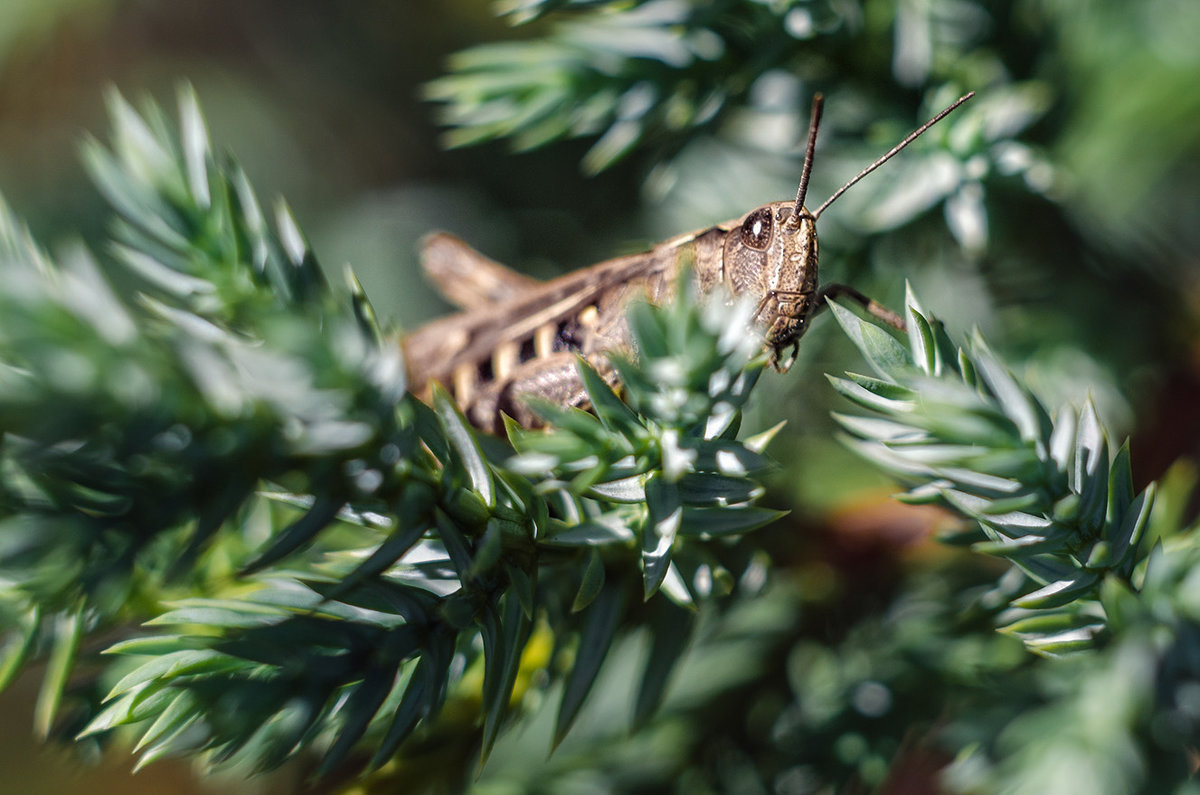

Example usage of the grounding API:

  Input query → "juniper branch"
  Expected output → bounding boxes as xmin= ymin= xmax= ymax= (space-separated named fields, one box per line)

xmin=828 ymin=286 xmax=1154 ymax=654
xmin=426 ymin=0 xmax=863 ymax=173
xmin=0 ymin=88 xmax=782 ymax=776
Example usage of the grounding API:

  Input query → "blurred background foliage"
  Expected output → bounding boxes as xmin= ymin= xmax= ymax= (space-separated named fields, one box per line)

xmin=2 ymin=0 xmax=1200 ymax=792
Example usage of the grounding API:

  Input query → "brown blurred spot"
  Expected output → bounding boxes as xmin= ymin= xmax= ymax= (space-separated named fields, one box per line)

xmin=825 ymin=492 xmax=958 ymax=555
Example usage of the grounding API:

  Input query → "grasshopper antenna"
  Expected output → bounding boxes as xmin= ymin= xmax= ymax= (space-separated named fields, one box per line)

xmin=791 ymin=93 xmax=824 ymax=223
xmin=811 ymin=91 xmax=975 ymax=220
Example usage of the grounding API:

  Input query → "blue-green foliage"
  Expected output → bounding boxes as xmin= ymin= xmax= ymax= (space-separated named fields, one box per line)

xmin=828 ymin=292 xmax=1200 ymax=793
xmin=4 ymin=0 xmax=1200 ymax=788
xmin=0 ymin=88 xmax=779 ymax=774
xmin=829 ymin=288 xmax=1155 ymax=654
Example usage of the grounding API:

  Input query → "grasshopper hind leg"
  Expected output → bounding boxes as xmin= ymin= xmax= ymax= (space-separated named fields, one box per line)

xmin=815 ymin=283 xmax=906 ymax=332
xmin=470 ymin=353 xmax=619 ymax=434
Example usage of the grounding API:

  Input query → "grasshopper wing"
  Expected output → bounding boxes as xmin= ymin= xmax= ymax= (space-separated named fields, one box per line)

xmin=420 ymin=232 xmax=540 ymax=309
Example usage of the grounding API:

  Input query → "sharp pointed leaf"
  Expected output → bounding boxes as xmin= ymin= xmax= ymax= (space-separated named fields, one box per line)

xmin=633 ymin=604 xmax=693 ymax=729
xmin=329 ymin=522 xmax=429 ymax=600
xmin=0 ymin=606 xmax=40 ymax=692
xmin=575 ymin=356 xmax=642 ymax=434
xmin=479 ymin=594 xmax=533 ymax=765
xmin=433 ymin=385 xmax=495 ymax=507
xmin=678 ymin=506 xmax=787 ymax=537
xmin=35 ymin=608 xmax=83 ymax=738
xmin=573 ymin=549 xmax=606 ymax=613
xmin=643 ymin=476 xmax=681 ymax=599
xmin=828 ymin=299 xmax=911 ymax=379
xmin=554 ymin=583 xmax=624 ymax=749
xmin=368 ymin=661 xmax=431 ymax=771
xmin=241 ymin=495 xmax=346 ymax=574
xmin=319 ymin=664 xmax=398 ymax=775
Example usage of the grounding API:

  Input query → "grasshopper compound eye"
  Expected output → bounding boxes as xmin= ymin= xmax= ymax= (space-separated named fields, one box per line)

xmin=741 ymin=207 xmax=773 ymax=250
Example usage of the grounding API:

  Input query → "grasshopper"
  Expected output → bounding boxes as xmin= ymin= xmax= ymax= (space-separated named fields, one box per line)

xmin=404 ymin=92 xmax=974 ymax=432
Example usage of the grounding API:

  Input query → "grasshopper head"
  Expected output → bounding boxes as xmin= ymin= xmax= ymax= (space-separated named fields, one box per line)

xmin=719 ymin=90 xmax=974 ymax=371
xmin=721 ymin=200 xmax=821 ymax=371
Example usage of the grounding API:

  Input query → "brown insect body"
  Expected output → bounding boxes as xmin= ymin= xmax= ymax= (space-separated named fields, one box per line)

xmin=403 ymin=221 xmax=728 ymax=430
xmin=404 ymin=93 xmax=974 ymax=431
